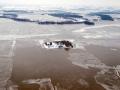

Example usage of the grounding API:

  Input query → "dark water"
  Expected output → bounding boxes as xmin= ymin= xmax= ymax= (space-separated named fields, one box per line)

xmin=10 ymin=40 xmax=105 ymax=90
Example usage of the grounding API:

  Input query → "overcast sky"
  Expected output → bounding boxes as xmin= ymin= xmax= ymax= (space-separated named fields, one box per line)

xmin=0 ymin=0 xmax=120 ymax=8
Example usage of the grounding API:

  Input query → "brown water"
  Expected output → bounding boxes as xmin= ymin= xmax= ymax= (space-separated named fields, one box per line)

xmin=0 ymin=18 xmax=120 ymax=90
xmin=11 ymin=40 xmax=104 ymax=90
xmin=85 ymin=45 xmax=120 ymax=66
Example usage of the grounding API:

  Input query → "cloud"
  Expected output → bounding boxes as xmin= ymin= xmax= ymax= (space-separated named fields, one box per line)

xmin=0 ymin=0 xmax=120 ymax=8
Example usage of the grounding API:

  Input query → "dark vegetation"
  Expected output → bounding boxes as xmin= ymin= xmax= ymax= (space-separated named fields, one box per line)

xmin=49 ymin=13 xmax=83 ymax=19
xmin=88 ymin=12 xmax=114 ymax=21
xmin=44 ymin=40 xmax=73 ymax=51
xmin=0 ymin=11 xmax=95 ymax=25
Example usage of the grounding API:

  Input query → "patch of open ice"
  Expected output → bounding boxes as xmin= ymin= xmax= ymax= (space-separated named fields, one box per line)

xmin=83 ymin=35 xmax=103 ymax=39
xmin=8 ymin=40 xmax=16 ymax=57
xmin=73 ymin=24 xmax=120 ymax=33
xmin=111 ymin=48 xmax=118 ymax=51
xmin=0 ymin=34 xmax=58 ymax=40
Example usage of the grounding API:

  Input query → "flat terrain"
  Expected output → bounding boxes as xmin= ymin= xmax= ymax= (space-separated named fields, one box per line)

xmin=0 ymin=18 xmax=120 ymax=90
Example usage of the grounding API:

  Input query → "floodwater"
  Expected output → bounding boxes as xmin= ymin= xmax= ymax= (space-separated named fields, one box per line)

xmin=86 ymin=45 xmax=120 ymax=66
xmin=11 ymin=40 xmax=104 ymax=90
xmin=0 ymin=18 xmax=120 ymax=90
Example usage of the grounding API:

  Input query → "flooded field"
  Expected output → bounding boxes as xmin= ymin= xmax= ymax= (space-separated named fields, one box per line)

xmin=86 ymin=45 xmax=120 ymax=66
xmin=10 ymin=40 xmax=104 ymax=90
xmin=0 ymin=18 xmax=120 ymax=90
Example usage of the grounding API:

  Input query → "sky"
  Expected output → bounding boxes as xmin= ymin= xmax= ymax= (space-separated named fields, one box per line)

xmin=0 ymin=0 xmax=120 ymax=8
